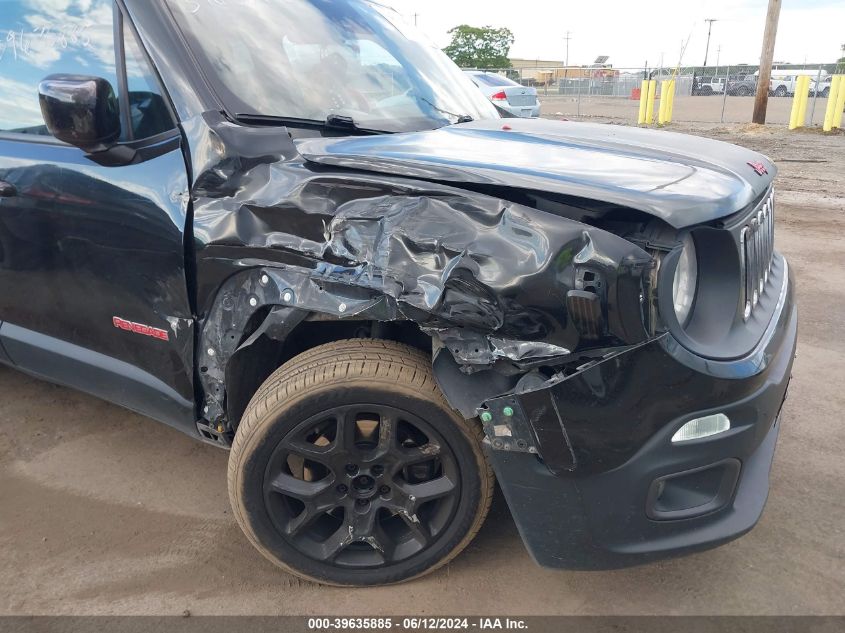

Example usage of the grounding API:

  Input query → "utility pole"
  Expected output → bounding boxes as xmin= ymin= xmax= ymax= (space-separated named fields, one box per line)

xmin=716 ymin=45 xmax=721 ymax=68
xmin=563 ymin=31 xmax=572 ymax=68
xmin=413 ymin=13 xmax=419 ymax=27
xmin=703 ymin=19 xmax=718 ymax=66
xmin=563 ymin=31 xmax=572 ymax=81
xmin=753 ymin=0 xmax=782 ymax=124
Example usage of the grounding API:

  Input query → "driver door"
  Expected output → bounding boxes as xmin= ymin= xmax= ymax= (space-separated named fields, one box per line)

xmin=0 ymin=0 xmax=195 ymax=429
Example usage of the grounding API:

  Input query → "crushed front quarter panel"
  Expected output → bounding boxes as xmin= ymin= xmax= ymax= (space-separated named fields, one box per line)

xmin=188 ymin=113 xmax=657 ymax=427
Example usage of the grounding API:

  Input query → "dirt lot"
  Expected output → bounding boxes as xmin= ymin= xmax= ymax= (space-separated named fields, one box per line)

xmin=1 ymin=122 xmax=843 ymax=616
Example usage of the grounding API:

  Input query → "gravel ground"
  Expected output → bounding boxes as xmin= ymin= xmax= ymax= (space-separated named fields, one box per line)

xmin=0 ymin=122 xmax=843 ymax=616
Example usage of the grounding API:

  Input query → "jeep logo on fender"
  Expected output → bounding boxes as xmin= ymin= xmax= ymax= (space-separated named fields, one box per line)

xmin=112 ymin=316 xmax=170 ymax=342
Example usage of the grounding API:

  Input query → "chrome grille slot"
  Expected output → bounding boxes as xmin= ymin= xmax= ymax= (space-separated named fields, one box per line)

xmin=740 ymin=190 xmax=775 ymax=320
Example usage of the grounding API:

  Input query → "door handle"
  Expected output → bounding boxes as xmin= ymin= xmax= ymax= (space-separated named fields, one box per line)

xmin=0 ymin=181 xmax=17 ymax=197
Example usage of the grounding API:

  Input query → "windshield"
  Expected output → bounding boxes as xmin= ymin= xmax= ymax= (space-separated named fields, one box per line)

xmin=164 ymin=0 xmax=500 ymax=133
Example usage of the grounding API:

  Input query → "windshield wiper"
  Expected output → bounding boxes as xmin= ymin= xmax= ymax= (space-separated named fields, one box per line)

xmin=235 ymin=114 xmax=319 ymax=127
xmin=415 ymin=97 xmax=474 ymax=125
xmin=235 ymin=113 xmax=387 ymax=135
xmin=325 ymin=114 xmax=359 ymax=131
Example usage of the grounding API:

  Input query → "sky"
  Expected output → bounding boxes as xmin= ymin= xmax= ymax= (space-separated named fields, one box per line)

xmin=385 ymin=0 xmax=845 ymax=69
xmin=0 ymin=0 xmax=120 ymax=130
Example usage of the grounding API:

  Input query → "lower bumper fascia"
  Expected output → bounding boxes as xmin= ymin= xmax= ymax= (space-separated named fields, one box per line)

xmin=487 ymin=413 xmax=782 ymax=570
xmin=483 ymin=287 xmax=797 ymax=569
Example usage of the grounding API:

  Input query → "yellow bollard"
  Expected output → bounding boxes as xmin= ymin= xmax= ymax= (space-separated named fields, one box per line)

xmin=637 ymin=80 xmax=649 ymax=124
xmin=789 ymin=77 xmax=805 ymax=129
xmin=658 ymin=80 xmax=669 ymax=125
xmin=834 ymin=75 xmax=845 ymax=129
xmin=645 ymin=80 xmax=657 ymax=125
xmin=666 ymin=80 xmax=676 ymax=123
xmin=823 ymin=75 xmax=842 ymax=132
xmin=796 ymin=76 xmax=810 ymax=129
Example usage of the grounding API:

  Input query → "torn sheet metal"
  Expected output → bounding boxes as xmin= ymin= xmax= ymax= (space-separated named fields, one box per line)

xmin=477 ymin=339 xmax=659 ymax=472
xmin=188 ymin=112 xmax=657 ymax=425
xmin=428 ymin=327 xmax=572 ymax=367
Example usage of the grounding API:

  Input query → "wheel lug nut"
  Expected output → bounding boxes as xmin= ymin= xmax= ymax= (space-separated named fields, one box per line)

xmin=345 ymin=464 xmax=359 ymax=476
xmin=337 ymin=484 xmax=348 ymax=494
xmin=379 ymin=485 xmax=391 ymax=495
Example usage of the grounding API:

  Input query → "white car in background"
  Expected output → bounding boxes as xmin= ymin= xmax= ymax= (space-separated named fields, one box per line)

xmin=757 ymin=69 xmax=829 ymax=97
xmin=813 ymin=75 xmax=832 ymax=98
xmin=694 ymin=76 xmax=726 ymax=95
xmin=463 ymin=70 xmax=541 ymax=118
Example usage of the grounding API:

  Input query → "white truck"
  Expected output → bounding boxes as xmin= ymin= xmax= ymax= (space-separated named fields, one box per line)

xmin=759 ymin=69 xmax=829 ymax=97
xmin=693 ymin=76 xmax=725 ymax=95
xmin=813 ymin=75 xmax=832 ymax=98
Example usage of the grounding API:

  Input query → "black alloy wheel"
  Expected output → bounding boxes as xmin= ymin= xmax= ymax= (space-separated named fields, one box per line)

xmin=228 ymin=339 xmax=494 ymax=586
xmin=263 ymin=403 xmax=460 ymax=568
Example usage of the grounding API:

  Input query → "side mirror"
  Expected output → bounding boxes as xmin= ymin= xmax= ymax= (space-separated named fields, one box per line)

xmin=38 ymin=74 xmax=121 ymax=152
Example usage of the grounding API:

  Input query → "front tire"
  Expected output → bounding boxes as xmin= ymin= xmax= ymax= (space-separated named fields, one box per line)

xmin=228 ymin=339 xmax=494 ymax=586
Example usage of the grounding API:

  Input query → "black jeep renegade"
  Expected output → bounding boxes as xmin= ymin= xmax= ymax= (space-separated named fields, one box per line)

xmin=0 ymin=0 xmax=796 ymax=586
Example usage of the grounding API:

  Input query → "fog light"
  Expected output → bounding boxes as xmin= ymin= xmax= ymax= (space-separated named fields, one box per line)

xmin=671 ymin=414 xmax=731 ymax=443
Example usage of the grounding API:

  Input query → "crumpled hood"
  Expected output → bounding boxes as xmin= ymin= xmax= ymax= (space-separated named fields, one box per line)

xmin=295 ymin=118 xmax=776 ymax=228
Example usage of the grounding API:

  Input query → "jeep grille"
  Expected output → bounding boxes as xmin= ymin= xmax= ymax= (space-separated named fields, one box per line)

xmin=740 ymin=189 xmax=775 ymax=320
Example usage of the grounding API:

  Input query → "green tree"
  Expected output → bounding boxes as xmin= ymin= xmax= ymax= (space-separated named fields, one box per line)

xmin=443 ymin=25 xmax=514 ymax=69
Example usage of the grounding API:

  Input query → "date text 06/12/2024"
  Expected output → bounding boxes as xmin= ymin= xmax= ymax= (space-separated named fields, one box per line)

xmin=307 ymin=617 xmax=529 ymax=630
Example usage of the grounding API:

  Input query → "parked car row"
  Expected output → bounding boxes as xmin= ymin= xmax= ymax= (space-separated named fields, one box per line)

xmin=692 ymin=70 xmax=837 ymax=98
xmin=693 ymin=75 xmax=759 ymax=96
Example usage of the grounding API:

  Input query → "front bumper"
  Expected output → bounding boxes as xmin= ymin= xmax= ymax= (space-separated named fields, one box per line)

xmin=481 ymin=255 xmax=797 ymax=569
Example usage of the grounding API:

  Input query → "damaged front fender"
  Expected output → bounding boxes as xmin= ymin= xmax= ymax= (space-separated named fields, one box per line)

xmin=190 ymin=114 xmax=658 ymax=428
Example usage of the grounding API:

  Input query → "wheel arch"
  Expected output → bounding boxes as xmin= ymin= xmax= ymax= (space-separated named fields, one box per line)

xmin=224 ymin=315 xmax=434 ymax=430
xmin=195 ymin=267 xmax=452 ymax=439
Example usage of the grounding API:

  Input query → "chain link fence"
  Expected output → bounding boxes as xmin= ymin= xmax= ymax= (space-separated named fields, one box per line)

xmin=466 ymin=63 xmax=842 ymax=126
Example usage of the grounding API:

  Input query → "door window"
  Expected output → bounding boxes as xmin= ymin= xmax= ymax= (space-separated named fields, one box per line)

xmin=121 ymin=17 xmax=174 ymax=139
xmin=0 ymin=0 xmax=172 ymax=139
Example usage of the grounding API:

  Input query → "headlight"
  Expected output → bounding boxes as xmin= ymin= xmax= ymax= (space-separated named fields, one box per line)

xmin=672 ymin=235 xmax=698 ymax=326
